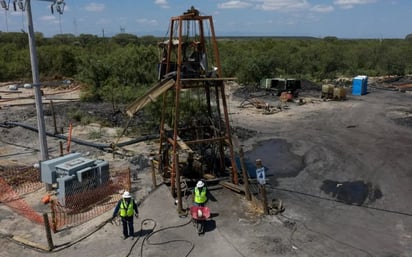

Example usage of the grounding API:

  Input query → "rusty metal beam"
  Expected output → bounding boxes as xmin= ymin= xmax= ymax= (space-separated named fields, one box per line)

xmin=184 ymin=136 xmax=227 ymax=145
xmin=158 ymin=8 xmax=239 ymax=200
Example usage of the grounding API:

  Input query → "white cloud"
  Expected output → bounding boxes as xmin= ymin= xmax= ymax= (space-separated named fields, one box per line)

xmin=257 ymin=0 xmax=310 ymax=11
xmin=214 ymin=0 xmax=375 ymax=16
xmin=10 ymin=12 xmax=23 ymax=17
xmin=38 ymin=15 xmax=60 ymax=26
xmin=218 ymin=1 xmax=253 ymax=9
xmin=39 ymin=15 xmax=56 ymax=22
xmin=311 ymin=4 xmax=334 ymax=13
xmin=85 ymin=3 xmax=105 ymax=12
xmin=217 ymin=0 xmax=312 ymax=11
xmin=154 ymin=0 xmax=170 ymax=8
xmin=96 ymin=18 xmax=111 ymax=25
xmin=334 ymin=0 xmax=377 ymax=9
xmin=136 ymin=18 xmax=158 ymax=26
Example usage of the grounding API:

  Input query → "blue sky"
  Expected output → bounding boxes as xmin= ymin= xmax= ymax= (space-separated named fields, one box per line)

xmin=0 ymin=0 xmax=410 ymax=39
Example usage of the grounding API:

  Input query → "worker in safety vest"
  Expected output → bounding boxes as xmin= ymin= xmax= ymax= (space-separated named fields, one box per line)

xmin=193 ymin=180 xmax=209 ymax=206
xmin=112 ymin=191 xmax=139 ymax=240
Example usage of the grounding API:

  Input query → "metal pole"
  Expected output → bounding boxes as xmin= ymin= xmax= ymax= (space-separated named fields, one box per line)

xmin=26 ymin=0 xmax=49 ymax=161
xmin=150 ymin=157 xmax=157 ymax=188
xmin=176 ymin=154 xmax=183 ymax=214
xmin=260 ymin=184 xmax=269 ymax=215
xmin=42 ymin=213 xmax=54 ymax=251
xmin=26 ymin=0 xmax=50 ymax=191
xmin=50 ymin=100 xmax=57 ymax=134
xmin=126 ymin=167 xmax=131 ymax=192
xmin=4 ymin=8 xmax=8 ymax=32
xmin=239 ymin=147 xmax=251 ymax=201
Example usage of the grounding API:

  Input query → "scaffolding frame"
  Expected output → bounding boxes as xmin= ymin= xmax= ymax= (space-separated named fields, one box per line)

xmin=158 ymin=8 xmax=238 ymax=197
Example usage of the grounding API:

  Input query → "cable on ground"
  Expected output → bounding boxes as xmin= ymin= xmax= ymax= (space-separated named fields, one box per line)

xmin=137 ymin=218 xmax=194 ymax=257
xmin=215 ymin=227 xmax=247 ymax=257
xmin=278 ymin=213 xmax=373 ymax=257
xmin=268 ymin=185 xmax=412 ymax=217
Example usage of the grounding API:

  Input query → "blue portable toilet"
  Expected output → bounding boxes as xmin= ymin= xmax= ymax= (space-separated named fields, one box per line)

xmin=352 ymin=75 xmax=368 ymax=95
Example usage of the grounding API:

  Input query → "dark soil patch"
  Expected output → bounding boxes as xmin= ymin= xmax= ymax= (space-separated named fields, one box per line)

xmin=320 ymin=180 xmax=383 ymax=205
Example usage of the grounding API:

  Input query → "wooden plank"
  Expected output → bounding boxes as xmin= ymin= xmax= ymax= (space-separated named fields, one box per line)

xmin=220 ymin=181 xmax=244 ymax=193
xmin=126 ymin=78 xmax=175 ymax=117
xmin=12 ymin=235 xmax=51 ymax=251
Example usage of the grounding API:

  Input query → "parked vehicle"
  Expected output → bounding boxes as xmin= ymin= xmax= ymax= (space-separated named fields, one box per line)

xmin=260 ymin=78 xmax=301 ymax=97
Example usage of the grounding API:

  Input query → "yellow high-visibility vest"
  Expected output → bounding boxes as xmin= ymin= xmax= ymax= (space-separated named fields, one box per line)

xmin=194 ymin=187 xmax=207 ymax=204
xmin=119 ymin=199 xmax=134 ymax=217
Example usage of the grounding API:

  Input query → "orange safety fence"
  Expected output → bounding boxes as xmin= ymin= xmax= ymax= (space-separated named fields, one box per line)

xmin=0 ymin=165 xmax=43 ymax=195
xmin=0 ymin=176 xmax=44 ymax=224
xmin=50 ymin=181 xmax=122 ymax=231
xmin=0 ymin=166 xmax=131 ymax=233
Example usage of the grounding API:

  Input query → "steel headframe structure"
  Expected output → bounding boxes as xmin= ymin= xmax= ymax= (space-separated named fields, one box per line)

xmin=158 ymin=7 xmax=238 ymax=198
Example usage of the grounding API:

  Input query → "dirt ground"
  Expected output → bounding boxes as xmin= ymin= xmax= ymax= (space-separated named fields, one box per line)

xmin=0 ymin=78 xmax=412 ymax=257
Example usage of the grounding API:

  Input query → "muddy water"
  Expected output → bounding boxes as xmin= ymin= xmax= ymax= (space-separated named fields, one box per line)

xmin=243 ymin=139 xmax=304 ymax=181
xmin=242 ymin=139 xmax=383 ymax=206
xmin=320 ymin=180 xmax=383 ymax=205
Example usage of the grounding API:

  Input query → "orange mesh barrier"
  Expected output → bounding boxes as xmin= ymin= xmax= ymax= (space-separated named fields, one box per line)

xmin=50 ymin=169 xmax=129 ymax=231
xmin=1 ymin=166 xmax=130 ymax=233
xmin=0 ymin=176 xmax=43 ymax=224
xmin=0 ymin=166 xmax=43 ymax=195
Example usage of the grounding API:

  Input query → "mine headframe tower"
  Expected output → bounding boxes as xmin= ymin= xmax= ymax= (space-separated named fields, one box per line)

xmin=157 ymin=7 xmax=238 ymax=196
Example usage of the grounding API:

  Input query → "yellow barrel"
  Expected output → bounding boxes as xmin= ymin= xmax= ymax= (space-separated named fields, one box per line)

xmin=333 ymin=87 xmax=347 ymax=100
xmin=322 ymin=84 xmax=334 ymax=98
xmin=322 ymin=84 xmax=331 ymax=93
xmin=341 ymin=87 xmax=347 ymax=99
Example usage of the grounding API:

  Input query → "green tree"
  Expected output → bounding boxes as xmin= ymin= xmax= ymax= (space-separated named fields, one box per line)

xmin=38 ymin=45 xmax=78 ymax=77
xmin=110 ymin=33 xmax=139 ymax=46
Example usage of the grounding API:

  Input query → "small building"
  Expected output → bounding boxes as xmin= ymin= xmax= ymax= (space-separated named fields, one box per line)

xmin=352 ymin=75 xmax=368 ymax=95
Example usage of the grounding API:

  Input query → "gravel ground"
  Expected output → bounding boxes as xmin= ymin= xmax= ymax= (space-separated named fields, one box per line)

xmin=1 ymin=81 xmax=412 ymax=257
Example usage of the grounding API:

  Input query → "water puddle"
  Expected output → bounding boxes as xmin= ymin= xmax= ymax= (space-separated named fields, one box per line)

xmin=241 ymin=139 xmax=304 ymax=180
xmin=320 ymin=180 xmax=382 ymax=205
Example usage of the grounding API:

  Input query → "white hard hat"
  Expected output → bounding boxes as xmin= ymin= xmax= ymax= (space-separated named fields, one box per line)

xmin=196 ymin=180 xmax=204 ymax=188
xmin=122 ymin=191 xmax=131 ymax=198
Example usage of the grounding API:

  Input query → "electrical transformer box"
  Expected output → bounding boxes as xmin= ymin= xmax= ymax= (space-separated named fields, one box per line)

xmin=40 ymin=153 xmax=110 ymax=206
xmin=40 ymin=153 xmax=81 ymax=184
xmin=55 ymin=157 xmax=95 ymax=177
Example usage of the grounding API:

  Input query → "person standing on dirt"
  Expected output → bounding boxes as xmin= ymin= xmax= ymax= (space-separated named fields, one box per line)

xmin=112 ymin=191 xmax=139 ymax=240
xmin=193 ymin=180 xmax=208 ymax=206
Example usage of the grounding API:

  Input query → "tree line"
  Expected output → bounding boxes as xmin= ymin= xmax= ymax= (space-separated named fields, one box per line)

xmin=1 ymin=32 xmax=412 ymax=104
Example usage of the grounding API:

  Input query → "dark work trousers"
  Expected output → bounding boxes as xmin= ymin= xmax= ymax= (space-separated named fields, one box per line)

xmin=121 ymin=216 xmax=134 ymax=237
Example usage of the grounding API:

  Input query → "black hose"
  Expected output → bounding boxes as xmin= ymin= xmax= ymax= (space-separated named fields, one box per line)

xmin=138 ymin=218 xmax=194 ymax=257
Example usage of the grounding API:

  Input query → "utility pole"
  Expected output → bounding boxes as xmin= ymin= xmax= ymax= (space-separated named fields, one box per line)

xmin=26 ymin=0 xmax=49 ymax=164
